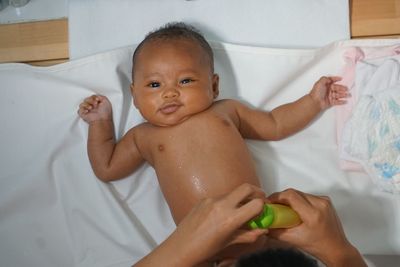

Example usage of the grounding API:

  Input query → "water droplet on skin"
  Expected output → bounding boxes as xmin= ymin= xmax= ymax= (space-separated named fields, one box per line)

xmin=191 ymin=175 xmax=206 ymax=194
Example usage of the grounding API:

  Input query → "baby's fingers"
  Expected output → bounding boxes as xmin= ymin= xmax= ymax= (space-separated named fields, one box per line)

xmin=318 ymin=76 xmax=342 ymax=86
xmin=79 ymin=95 xmax=103 ymax=113
xmin=332 ymin=84 xmax=349 ymax=92
xmin=330 ymin=84 xmax=351 ymax=105
xmin=84 ymin=95 xmax=102 ymax=108
xmin=328 ymin=76 xmax=342 ymax=83
xmin=78 ymin=102 xmax=94 ymax=114
xmin=329 ymin=96 xmax=348 ymax=106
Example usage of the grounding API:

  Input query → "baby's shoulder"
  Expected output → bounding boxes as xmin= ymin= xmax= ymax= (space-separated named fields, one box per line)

xmin=128 ymin=121 xmax=154 ymax=134
xmin=212 ymin=98 xmax=248 ymax=112
xmin=124 ymin=122 xmax=160 ymax=148
xmin=123 ymin=122 xmax=153 ymax=138
xmin=214 ymin=98 xmax=242 ymax=107
xmin=210 ymin=99 xmax=248 ymax=125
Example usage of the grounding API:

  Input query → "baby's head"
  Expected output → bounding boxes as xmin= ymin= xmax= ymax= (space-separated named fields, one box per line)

xmin=235 ymin=248 xmax=318 ymax=267
xmin=130 ymin=22 xmax=219 ymax=127
xmin=132 ymin=22 xmax=215 ymax=80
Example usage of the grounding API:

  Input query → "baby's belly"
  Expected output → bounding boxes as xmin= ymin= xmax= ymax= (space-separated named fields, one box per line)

xmin=155 ymin=139 xmax=261 ymax=224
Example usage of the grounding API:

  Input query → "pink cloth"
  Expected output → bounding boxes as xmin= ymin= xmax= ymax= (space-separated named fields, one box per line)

xmin=336 ymin=45 xmax=400 ymax=171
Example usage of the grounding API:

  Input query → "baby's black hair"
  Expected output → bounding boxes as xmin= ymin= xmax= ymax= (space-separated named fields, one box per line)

xmin=236 ymin=248 xmax=318 ymax=267
xmin=131 ymin=22 xmax=214 ymax=81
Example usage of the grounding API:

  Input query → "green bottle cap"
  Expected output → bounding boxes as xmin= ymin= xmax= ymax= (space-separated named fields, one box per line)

xmin=248 ymin=204 xmax=274 ymax=229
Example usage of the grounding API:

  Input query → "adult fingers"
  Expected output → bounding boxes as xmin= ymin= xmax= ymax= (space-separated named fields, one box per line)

xmin=219 ymin=185 xmax=265 ymax=232
xmin=233 ymin=197 xmax=265 ymax=226
xmin=267 ymin=227 xmax=291 ymax=240
xmin=270 ymin=188 xmax=333 ymax=209
xmin=268 ymin=188 xmax=311 ymax=210
xmin=226 ymin=228 xmax=268 ymax=246
xmin=302 ymin=193 xmax=332 ymax=209
xmin=271 ymin=192 xmax=333 ymax=227
xmin=225 ymin=183 xmax=266 ymax=207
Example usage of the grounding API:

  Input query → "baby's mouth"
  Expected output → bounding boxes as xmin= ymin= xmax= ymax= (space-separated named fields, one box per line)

xmin=159 ymin=103 xmax=182 ymax=114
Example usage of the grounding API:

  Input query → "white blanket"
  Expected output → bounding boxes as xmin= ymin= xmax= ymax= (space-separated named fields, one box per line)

xmin=1 ymin=39 xmax=400 ymax=267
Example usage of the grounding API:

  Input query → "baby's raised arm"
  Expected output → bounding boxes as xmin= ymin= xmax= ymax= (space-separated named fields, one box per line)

xmin=78 ymin=95 xmax=144 ymax=182
xmin=233 ymin=76 xmax=349 ymax=140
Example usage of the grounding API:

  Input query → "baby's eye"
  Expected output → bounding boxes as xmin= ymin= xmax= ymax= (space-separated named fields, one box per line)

xmin=180 ymin=78 xmax=194 ymax=85
xmin=148 ymin=82 xmax=160 ymax=88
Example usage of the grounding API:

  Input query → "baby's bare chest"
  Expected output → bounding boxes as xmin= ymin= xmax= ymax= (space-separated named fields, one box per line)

xmin=136 ymin=110 xmax=260 ymax=222
xmin=143 ymin=112 xmax=243 ymax=163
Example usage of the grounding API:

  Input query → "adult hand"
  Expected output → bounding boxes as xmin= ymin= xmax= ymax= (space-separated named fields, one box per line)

xmin=267 ymin=189 xmax=367 ymax=267
xmin=134 ymin=183 xmax=267 ymax=267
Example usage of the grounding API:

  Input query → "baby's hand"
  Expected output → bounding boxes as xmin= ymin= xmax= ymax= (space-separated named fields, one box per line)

xmin=310 ymin=76 xmax=350 ymax=110
xmin=78 ymin=95 xmax=112 ymax=123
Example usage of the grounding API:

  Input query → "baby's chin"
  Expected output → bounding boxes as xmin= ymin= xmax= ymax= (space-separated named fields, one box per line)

xmin=146 ymin=114 xmax=192 ymax=127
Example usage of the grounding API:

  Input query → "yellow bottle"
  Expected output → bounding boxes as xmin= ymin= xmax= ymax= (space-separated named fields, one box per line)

xmin=248 ymin=204 xmax=301 ymax=229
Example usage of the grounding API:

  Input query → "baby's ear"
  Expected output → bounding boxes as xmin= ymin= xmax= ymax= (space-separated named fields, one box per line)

xmin=212 ymin=74 xmax=219 ymax=98
xmin=130 ymin=83 xmax=138 ymax=107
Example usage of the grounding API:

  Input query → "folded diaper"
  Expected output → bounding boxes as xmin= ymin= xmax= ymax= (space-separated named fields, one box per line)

xmin=341 ymin=55 xmax=400 ymax=193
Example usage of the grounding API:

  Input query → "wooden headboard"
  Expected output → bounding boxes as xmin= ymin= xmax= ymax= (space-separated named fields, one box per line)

xmin=351 ymin=0 xmax=400 ymax=38
xmin=0 ymin=18 xmax=68 ymax=66
xmin=0 ymin=0 xmax=399 ymax=66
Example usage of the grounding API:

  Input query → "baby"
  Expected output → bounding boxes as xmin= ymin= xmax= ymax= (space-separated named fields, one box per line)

xmin=78 ymin=22 xmax=348 ymax=263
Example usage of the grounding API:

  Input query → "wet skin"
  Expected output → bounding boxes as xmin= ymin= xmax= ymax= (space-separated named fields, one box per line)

xmin=79 ymin=37 xmax=348 ymax=264
xmin=132 ymin=101 xmax=260 ymax=223
xmin=130 ymin=39 xmax=260 ymax=223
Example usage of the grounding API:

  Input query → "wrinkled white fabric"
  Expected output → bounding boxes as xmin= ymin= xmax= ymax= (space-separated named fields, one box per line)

xmin=342 ymin=56 xmax=400 ymax=193
xmin=1 ymin=39 xmax=400 ymax=267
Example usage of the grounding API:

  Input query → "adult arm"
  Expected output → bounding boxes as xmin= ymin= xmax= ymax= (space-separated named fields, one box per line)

xmin=133 ymin=183 xmax=268 ymax=267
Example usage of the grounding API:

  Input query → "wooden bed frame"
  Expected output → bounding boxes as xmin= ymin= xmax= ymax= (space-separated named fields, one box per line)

xmin=0 ymin=0 xmax=399 ymax=66
xmin=0 ymin=18 xmax=68 ymax=66
xmin=351 ymin=0 xmax=400 ymax=38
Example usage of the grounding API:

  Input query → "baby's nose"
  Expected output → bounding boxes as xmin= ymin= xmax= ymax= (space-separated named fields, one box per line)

xmin=162 ymin=87 xmax=180 ymax=98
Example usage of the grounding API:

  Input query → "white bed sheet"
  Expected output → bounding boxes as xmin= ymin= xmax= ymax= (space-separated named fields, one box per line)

xmin=68 ymin=0 xmax=350 ymax=59
xmin=1 ymin=39 xmax=400 ymax=267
